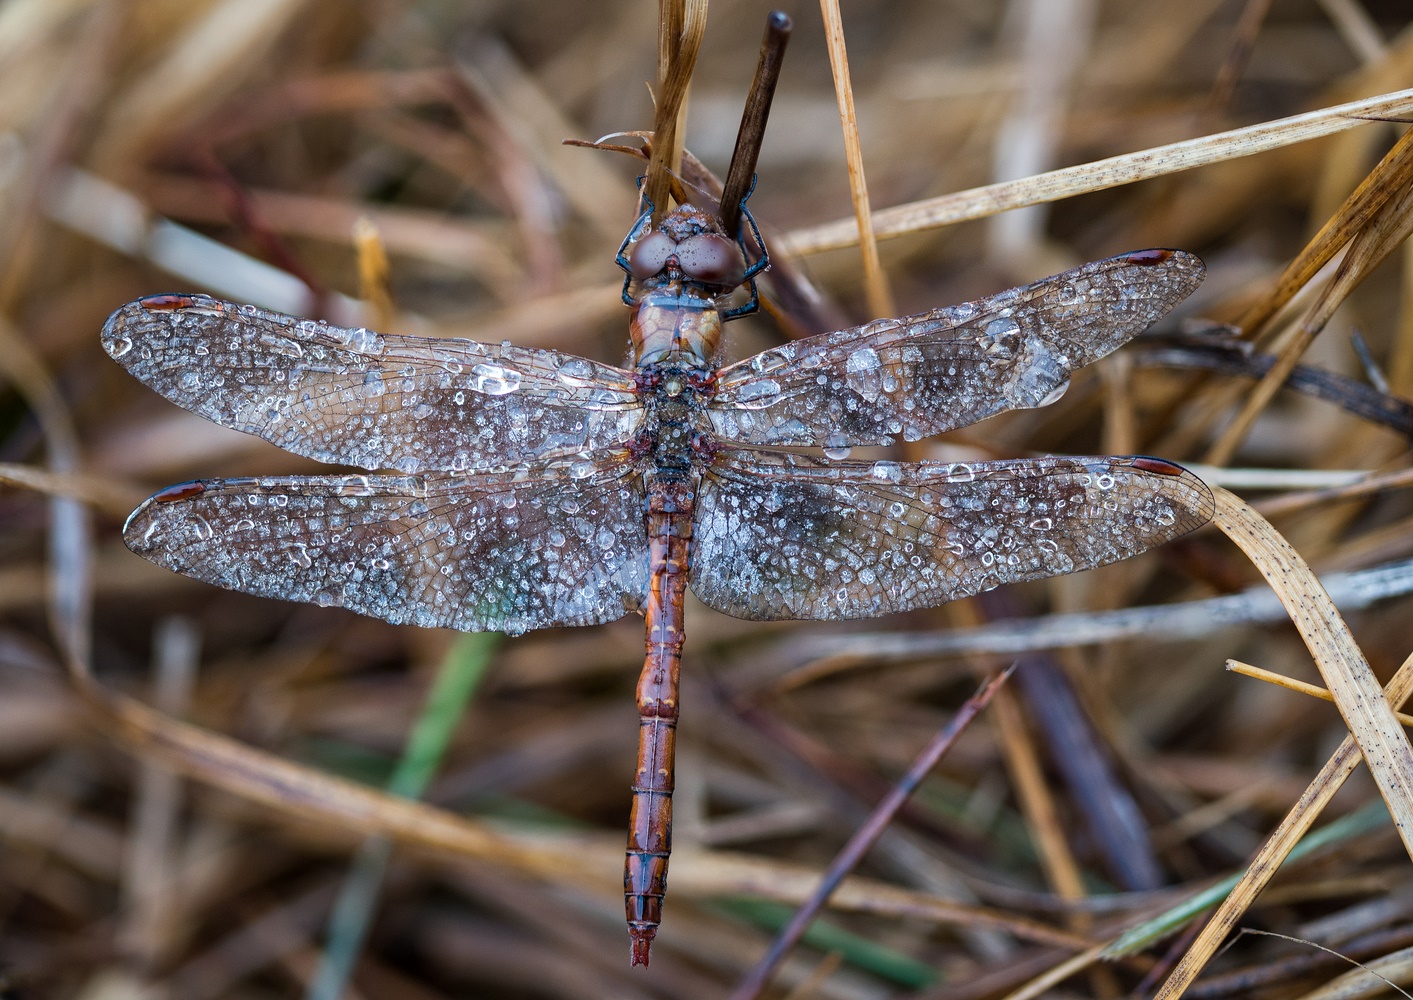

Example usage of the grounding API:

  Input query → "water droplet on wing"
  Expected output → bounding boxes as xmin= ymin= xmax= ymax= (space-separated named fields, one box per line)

xmin=471 ymin=363 xmax=522 ymax=395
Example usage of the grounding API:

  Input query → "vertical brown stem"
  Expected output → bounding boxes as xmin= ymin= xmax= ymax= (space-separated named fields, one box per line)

xmin=718 ymin=10 xmax=792 ymax=239
xmin=624 ymin=479 xmax=692 ymax=966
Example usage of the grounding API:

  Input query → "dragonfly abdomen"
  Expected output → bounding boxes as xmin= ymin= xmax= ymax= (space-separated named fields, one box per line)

xmin=625 ymin=476 xmax=694 ymax=965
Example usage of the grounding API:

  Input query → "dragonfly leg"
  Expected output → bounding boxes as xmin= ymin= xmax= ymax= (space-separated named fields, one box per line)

xmin=738 ymin=194 xmax=770 ymax=281
xmin=718 ymin=278 xmax=760 ymax=321
xmin=625 ymin=481 xmax=692 ymax=966
xmin=720 ymin=194 xmax=769 ymax=321
xmin=615 ymin=202 xmax=657 ymax=272
xmin=616 ymin=201 xmax=658 ymax=307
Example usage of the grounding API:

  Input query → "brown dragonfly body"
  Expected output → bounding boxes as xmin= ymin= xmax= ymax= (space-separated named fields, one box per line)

xmin=103 ymin=203 xmax=1214 ymax=965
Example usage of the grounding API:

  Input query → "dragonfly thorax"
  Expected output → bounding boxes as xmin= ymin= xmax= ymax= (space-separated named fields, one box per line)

xmin=630 ymin=285 xmax=724 ymax=366
xmin=637 ymin=369 xmax=709 ymax=474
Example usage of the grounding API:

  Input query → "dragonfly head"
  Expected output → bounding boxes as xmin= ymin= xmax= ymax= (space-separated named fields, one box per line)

xmin=624 ymin=206 xmax=747 ymax=292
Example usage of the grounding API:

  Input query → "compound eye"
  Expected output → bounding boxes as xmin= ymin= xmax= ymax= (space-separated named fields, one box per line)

xmin=627 ymin=231 xmax=676 ymax=278
xmin=676 ymin=233 xmax=745 ymax=286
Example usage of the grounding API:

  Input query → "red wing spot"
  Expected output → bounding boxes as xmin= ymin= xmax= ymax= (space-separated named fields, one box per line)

xmin=1123 ymin=249 xmax=1176 ymax=266
xmin=152 ymin=481 xmax=208 ymax=503
xmin=137 ymin=294 xmax=200 ymax=311
xmin=1130 ymin=456 xmax=1186 ymax=476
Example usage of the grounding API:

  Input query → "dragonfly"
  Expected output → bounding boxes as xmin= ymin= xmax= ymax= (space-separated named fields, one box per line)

xmin=102 ymin=199 xmax=1214 ymax=966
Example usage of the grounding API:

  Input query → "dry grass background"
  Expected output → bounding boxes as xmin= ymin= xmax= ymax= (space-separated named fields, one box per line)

xmin=5 ymin=0 xmax=1413 ymax=997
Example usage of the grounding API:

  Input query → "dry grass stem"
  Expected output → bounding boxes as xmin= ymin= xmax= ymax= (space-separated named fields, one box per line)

xmin=779 ymin=87 xmax=1413 ymax=256
xmin=1228 ymin=658 xmax=1413 ymax=727
xmin=1151 ymin=654 xmax=1413 ymax=997
xmin=818 ymin=0 xmax=892 ymax=320
xmin=644 ymin=0 xmax=708 ymax=221
xmin=1211 ymin=488 xmax=1413 ymax=856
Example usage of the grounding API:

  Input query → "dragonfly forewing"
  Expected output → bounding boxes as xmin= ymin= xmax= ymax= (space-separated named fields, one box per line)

xmin=124 ymin=461 xmax=649 ymax=635
xmin=102 ymin=295 xmax=646 ymax=473
xmin=690 ymin=449 xmax=1214 ymax=621
xmin=708 ymin=250 xmax=1205 ymax=449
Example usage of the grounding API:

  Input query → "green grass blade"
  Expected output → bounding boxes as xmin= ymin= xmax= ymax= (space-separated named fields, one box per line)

xmin=308 ymin=632 xmax=498 ymax=1000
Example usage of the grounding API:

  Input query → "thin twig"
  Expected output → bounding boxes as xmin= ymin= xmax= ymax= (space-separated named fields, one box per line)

xmin=729 ymin=665 xmax=1014 ymax=1000
xmin=1228 ymin=658 xmax=1413 ymax=727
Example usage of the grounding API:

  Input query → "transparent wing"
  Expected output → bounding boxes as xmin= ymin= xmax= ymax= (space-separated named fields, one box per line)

xmin=709 ymin=251 xmax=1204 ymax=448
xmin=124 ymin=456 xmax=648 ymax=635
xmin=103 ymin=295 xmax=645 ymax=472
xmin=690 ymin=449 xmax=1212 ymax=621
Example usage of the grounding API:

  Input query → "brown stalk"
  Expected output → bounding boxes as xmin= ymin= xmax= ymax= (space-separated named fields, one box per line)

xmin=1212 ymin=488 xmax=1413 ymax=843
xmin=353 ymin=217 xmax=395 ymax=332
xmin=718 ymin=11 xmax=792 ymax=240
xmin=1206 ymin=0 xmax=1274 ymax=115
xmin=818 ymin=0 xmax=892 ymax=320
xmin=644 ymin=0 xmax=708 ymax=223
xmin=991 ymin=684 xmax=1089 ymax=904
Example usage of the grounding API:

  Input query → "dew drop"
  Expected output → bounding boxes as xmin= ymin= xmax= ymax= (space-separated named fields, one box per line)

xmin=259 ymin=333 xmax=304 ymax=358
xmin=823 ymin=432 xmax=852 ymax=461
xmin=981 ymin=315 xmax=1021 ymax=356
xmin=471 ymin=363 xmax=522 ymax=395
xmin=344 ymin=327 xmax=382 ymax=354
xmin=1039 ymin=377 xmax=1070 ymax=407
xmin=557 ymin=358 xmax=594 ymax=382
xmin=845 ymin=347 xmax=884 ymax=402
xmin=733 ymin=378 xmax=782 ymax=409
